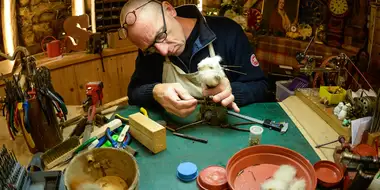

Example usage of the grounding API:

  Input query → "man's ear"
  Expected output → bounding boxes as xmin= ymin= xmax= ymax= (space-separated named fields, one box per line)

xmin=162 ymin=1 xmax=177 ymax=17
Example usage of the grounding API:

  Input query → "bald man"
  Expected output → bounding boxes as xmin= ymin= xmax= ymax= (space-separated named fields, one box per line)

xmin=119 ymin=0 xmax=268 ymax=118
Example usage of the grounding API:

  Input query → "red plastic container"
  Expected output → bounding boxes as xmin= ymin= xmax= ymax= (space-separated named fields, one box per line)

xmin=197 ymin=166 xmax=228 ymax=190
xmin=314 ymin=160 xmax=344 ymax=188
xmin=226 ymin=145 xmax=317 ymax=190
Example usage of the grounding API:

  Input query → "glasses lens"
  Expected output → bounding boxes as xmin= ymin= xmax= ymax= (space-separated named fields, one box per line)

xmin=156 ymin=32 xmax=167 ymax=43
xmin=118 ymin=28 xmax=128 ymax=39
xmin=126 ymin=12 xmax=137 ymax=25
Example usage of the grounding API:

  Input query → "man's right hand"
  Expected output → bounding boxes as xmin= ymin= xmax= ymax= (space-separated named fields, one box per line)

xmin=153 ymin=83 xmax=197 ymax=118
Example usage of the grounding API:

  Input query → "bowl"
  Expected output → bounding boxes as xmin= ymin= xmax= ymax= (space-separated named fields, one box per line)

xmin=197 ymin=166 xmax=228 ymax=190
xmin=64 ymin=148 xmax=139 ymax=190
xmin=226 ymin=145 xmax=317 ymax=190
xmin=314 ymin=160 xmax=344 ymax=188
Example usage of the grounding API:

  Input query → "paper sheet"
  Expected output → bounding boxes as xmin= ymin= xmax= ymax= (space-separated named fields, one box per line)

xmin=351 ymin=116 xmax=372 ymax=146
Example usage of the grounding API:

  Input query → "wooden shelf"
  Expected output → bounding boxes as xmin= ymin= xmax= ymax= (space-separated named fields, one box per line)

xmin=97 ymin=24 xmax=120 ymax=31
xmin=96 ymin=7 xmax=122 ymax=12
xmin=95 ymin=0 xmax=126 ymax=4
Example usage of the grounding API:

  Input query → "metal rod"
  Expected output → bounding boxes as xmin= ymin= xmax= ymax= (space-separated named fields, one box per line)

xmin=175 ymin=120 xmax=205 ymax=131
xmin=223 ymin=68 xmax=247 ymax=75
xmin=303 ymin=36 xmax=315 ymax=55
xmin=172 ymin=132 xmax=208 ymax=144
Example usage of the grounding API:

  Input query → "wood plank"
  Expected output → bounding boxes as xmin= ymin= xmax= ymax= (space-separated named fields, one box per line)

xmin=50 ymin=66 xmax=81 ymax=105
xmin=116 ymin=52 xmax=137 ymax=97
xmin=97 ymin=56 xmax=122 ymax=103
xmin=295 ymin=89 xmax=351 ymax=138
xmin=73 ymin=60 xmax=100 ymax=104
xmin=128 ymin=112 xmax=166 ymax=154
xmin=281 ymin=96 xmax=340 ymax=161
xmin=36 ymin=46 xmax=138 ymax=71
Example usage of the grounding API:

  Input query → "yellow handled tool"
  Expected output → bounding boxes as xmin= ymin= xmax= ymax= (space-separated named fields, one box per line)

xmin=114 ymin=107 xmax=148 ymax=124
xmin=140 ymin=107 xmax=148 ymax=117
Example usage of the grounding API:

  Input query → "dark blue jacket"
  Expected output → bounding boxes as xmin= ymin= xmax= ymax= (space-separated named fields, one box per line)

xmin=127 ymin=5 xmax=269 ymax=109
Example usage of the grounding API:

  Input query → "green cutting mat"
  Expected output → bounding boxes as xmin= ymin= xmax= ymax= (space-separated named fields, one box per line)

xmin=114 ymin=102 xmax=320 ymax=190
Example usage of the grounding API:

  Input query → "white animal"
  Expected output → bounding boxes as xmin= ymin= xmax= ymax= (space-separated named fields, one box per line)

xmin=289 ymin=178 xmax=306 ymax=190
xmin=197 ymin=55 xmax=226 ymax=88
xmin=334 ymin=102 xmax=344 ymax=116
xmin=338 ymin=105 xmax=348 ymax=120
xmin=273 ymin=165 xmax=297 ymax=184
xmin=261 ymin=178 xmax=289 ymax=190
xmin=261 ymin=165 xmax=306 ymax=190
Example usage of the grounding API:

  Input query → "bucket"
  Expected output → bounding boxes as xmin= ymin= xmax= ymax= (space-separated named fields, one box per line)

xmin=226 ymin=145 xmax=317 ymax=190
xmin=64 ymin=148 xmax=139 ymax=190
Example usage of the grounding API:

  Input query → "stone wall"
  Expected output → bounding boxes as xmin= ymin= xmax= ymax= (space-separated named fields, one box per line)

xmin=17 ymin=0 xmax=71 ymax=55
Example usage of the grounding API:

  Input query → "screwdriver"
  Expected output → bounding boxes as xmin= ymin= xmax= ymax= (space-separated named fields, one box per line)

xmin=315 ymin=136 xmax=345 ymax=148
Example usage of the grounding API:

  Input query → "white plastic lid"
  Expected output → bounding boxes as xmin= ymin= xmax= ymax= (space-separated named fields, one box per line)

xmin=250 ymin=125 xmax=264 ymax=135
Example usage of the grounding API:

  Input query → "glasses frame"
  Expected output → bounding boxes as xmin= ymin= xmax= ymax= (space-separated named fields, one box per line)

xmin=118 ymin=0 xmax=167 ymax=55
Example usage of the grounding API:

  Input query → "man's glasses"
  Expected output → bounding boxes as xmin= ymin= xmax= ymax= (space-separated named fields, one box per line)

xmin=118 ymin=0 xmax=167 ymax=55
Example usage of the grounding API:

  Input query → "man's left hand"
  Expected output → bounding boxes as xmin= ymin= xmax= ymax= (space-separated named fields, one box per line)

xmin=202 ymin=77 xmax=240 ymax=113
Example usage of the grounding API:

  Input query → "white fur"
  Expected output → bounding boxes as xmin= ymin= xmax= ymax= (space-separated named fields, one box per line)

xmin=197 ymin=55 xmax=226 ymax=88
xmin=338 ymin=105 xmax=348 ymax=120
xmin=288 ymin=178 xmax=306 ymax=190
xmin=273 ymin=165 xmax=297 ymax=184
xmin=334 ymin=102 xmax=344 ymax=116
xmin=261 ymin=178 xmax=289 ymax=190
xmin=261 ymin=165 xmax=306 ymax=190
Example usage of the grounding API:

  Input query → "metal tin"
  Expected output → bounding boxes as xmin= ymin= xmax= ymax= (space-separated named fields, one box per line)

xmin=197 ymin=166 xmax=228 ymax=190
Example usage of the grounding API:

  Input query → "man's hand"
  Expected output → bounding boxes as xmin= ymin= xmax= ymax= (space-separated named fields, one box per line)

xmin=203 ymin=77 xmax=240 ymax=113
xmin=153 ymin=83 xmax=198 ymax=118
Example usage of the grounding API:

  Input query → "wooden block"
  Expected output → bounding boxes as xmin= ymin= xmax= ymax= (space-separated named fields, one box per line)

xmin=128 ymin=112 xmax=166 ymax=154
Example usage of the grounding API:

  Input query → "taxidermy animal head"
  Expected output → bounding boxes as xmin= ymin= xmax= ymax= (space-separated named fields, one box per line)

xmin=197 ymin=55 xmax=226 ymax=89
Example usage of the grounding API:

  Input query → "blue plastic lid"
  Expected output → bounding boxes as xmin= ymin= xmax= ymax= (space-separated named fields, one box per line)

xmin=177 ymin=162 xmax=198 ymax=182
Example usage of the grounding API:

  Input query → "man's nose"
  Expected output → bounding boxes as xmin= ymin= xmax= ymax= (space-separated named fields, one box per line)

xmin=154 ymin=43 xmax=169 ymax=56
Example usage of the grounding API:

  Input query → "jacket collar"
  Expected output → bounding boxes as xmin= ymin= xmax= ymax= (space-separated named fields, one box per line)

xmin=175 ymin=5 xmax=216 ymax=48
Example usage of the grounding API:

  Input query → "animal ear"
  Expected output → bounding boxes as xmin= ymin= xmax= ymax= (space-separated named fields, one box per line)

xmin=214 ymin=55 xmax=222 ymax=63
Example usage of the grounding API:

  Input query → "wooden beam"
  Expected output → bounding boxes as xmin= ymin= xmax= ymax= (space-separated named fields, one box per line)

xmin=1 ymin=0 xmax=18 ymax=55
xmin=72 ymin=0 xmax=85 ymax=16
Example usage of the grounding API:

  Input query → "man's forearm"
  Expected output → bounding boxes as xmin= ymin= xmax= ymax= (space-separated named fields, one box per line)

xmin=128 ymin=83 xmax=159 ymax=107
xmin=231 ymin=81 xmax=268 ymax=106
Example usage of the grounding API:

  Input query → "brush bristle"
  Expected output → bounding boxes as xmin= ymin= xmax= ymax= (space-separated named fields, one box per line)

xmin=273 ymin=165 xmax=297 ymax=184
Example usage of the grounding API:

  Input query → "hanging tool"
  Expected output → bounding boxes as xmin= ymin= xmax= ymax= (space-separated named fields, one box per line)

xmin=82 ymin=81 xmax=104 ymax=142
xmin=315 ymin=135 xmax=346 ymax=148
xmin=227 ymin=111 xmax=289 ymax=133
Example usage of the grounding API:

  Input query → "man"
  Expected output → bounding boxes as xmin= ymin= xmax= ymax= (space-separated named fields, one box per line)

xmin=119 ymin=0 xmax=268 ymax=118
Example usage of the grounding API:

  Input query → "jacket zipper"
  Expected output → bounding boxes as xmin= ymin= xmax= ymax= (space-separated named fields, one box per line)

xmin=174 ymin=37 xmax=216 ymax=74
xmin=175 ymin=56 xmax=190 ymax=73
xmin=189 ymin=38 xmax=216 ymax=70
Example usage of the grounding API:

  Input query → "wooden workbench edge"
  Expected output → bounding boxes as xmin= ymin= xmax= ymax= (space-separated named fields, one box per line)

xmin=37 ymin=45 xmax=138 ymax=70
xmin=279 ymin=102 xmax=328 ymax=161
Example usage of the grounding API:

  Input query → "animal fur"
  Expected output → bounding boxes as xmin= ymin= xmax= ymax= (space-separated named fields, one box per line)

xmin=197 ymin=55 xmax=226 ymax=88
xmin=273 ymin=165 xmax=297 ymax=184
xmin=261 ymin=178 xmax=289 ymax=190
xmin=288 ymin=179 xmax=306 ymax=190
xmin=261 ymin=165 xmax=306 ymax=190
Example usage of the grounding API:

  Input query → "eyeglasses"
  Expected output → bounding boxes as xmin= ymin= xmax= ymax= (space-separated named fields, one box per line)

xmin=118 ymin=0 xmax=167 ymax=55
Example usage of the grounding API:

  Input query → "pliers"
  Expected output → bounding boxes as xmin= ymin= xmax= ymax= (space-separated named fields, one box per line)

xmin=95 ymin=126 xmax=131 ymax=149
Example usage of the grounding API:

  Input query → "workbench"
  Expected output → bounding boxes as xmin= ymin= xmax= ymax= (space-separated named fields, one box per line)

xmin=112 ymin=101 xmax=322 ymax=189
xmin=0 ymin=96 xmax=341 ymax=188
